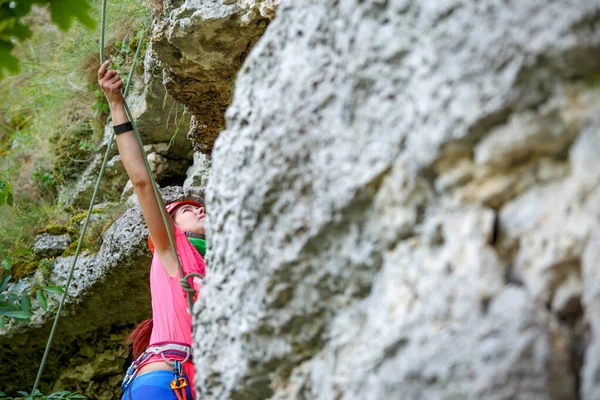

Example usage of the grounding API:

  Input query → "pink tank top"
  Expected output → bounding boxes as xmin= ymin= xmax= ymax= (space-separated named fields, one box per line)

xmin=145 ymin=224 xmax=205 ymax=396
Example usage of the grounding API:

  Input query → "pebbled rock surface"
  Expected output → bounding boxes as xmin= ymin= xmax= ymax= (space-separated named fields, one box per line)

xmin=198 ymin=1 xmax=600 ymax=399
xmin=184 ymin=152 xmax=212 ymax=189
xmin=152 ymin=0 xmax=279 ymax=153
xmin=34 ymin=233 xmax=72 ymax=258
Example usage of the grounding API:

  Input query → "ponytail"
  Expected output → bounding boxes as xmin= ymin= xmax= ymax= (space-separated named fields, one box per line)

xmin=127 ymin=319 xmax=153 ymax=359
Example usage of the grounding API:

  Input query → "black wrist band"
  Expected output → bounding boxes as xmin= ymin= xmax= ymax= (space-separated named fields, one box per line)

xmin=113 ymin=121 xmax=133 ymax=135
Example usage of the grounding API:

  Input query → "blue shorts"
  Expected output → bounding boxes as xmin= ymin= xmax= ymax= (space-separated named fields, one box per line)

xmin=121 ymin=370 xmax=193 ymax=400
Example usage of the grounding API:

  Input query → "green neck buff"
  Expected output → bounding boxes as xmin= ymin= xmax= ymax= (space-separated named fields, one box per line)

xmin=188 ymin=237 xmax=206 ymax=256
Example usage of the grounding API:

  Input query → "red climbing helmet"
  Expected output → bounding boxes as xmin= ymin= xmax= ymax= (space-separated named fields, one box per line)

xmin=147 ymin=200 xmax=203 ymax=254
xmin=165 ymin=200 xmax=203 ymax=216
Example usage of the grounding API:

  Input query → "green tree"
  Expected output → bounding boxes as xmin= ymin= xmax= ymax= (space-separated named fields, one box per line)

xmin=0 ymin=0 xmax=95 ymax=80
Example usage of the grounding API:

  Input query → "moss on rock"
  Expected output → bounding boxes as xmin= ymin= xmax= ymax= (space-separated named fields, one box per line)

xmin=61 ymin=207 xmax=122 ymax=257
xmin=10 ymin=253 xmax=39 ymax=281
xmin=40 ymin=223 xmax=77 ymax=236
xmin=51 ymin=120 xmax=98 ymax=183
xmin=10 ymin=253 xmax=54 ymax=281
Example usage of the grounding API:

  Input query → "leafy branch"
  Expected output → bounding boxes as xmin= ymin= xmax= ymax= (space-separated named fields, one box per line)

xmin=0 ymin=251 xmax=65 ymax=328
xmin=0 ymin=0 xmax=95 ymax=80
xmin=0 ymin=274 xmax=65 ymax=328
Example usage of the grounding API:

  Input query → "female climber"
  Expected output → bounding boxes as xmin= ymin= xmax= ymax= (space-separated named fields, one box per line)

xmin=98 ymin=60 xmax=206 ymax=400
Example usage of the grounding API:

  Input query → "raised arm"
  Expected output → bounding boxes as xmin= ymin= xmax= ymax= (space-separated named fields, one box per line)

xmin=98 ymin=61 xmax=178 ymax=275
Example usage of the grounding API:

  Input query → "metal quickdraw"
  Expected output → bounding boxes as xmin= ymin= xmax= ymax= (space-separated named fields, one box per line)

xmin=170 ymin=360 xmax=189 ymax=400
xmin=121 ymin=351 xmax=150 ymax=392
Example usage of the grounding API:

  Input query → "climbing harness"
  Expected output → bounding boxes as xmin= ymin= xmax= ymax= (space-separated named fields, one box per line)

xmin=32 ymin=0 xmax=204 ymax=393
xmin=121 ymin=342 xmax=192 ymax=395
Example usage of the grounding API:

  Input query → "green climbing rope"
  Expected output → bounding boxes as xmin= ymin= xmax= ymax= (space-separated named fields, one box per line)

xmin=30 ymin=5 xmax=188 ymax=391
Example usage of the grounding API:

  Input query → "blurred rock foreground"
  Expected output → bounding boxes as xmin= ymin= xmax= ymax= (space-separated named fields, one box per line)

xmin=2 ymin=0 xmax=600 ymax=399
xmin=200 ymin=0 xmax=600 ymax=399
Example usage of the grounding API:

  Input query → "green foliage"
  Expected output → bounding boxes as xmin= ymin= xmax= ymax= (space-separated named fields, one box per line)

xmin=61 ymin=205 xmax=125 ymax=256
xmin=0 ymin=0 xmax=95 ymax=80
xmin=0 ymin=262 xmax=65 ymax=323
xmin=0 ymin=199 xmax=62 ymax=281
xmin=39 ymin=223 xmax=73 ymax=236
xmin=49 ymin=0 xmax=94 ymax=30
xmin=1 ymin=248 xmax=28 ymax=275
xmin=91 ymin=87 xmax=110 ymax=117
xmin=3 ymin=108 xmax=31 ymax=132
xmin=0 ymin=170 xmax=14 ymax=207
xmin=32 ymin=168 xmax=58 ymax=193
xmin=50 ymin=121 xmax=97 ymax=182
xmin=10 ymin=251 xmax=38 ymax=280
xmin=0 ymin=389 xmax=86 ymax=399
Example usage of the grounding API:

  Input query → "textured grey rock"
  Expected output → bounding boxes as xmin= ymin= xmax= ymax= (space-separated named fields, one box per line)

xmin=582 ymin=229 xmax=600 ymax=400
xmin=33 ymin=233 xmax=72 ymax=258
xmin=144 ymin=142 xmax=170 ymax=156
xmin=475 ymin=104 xmax=573 ymax=168
xmin=184 ymin=152 xmax=212 ymax=188
xmin=196 ymin=0 xmax=600 ymax=399
xmin=500 ymin=116 xmax=600 ymax=308
xmin=125 ymin=44 xmax=193 ymax=159
xmin=152 ymin=0 xmax=279 ymax=152
xmin=120 ymin=151 xmax=192 ymax=202
xmin=65 ymin=152 xmax=125 ymax=208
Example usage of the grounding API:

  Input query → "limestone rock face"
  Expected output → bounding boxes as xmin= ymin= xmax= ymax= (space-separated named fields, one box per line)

xmin=0 ymin=206 xmax=150 ymax=396
xmin=126 ymin=46 xmax=193 ymax=160
xmin=184 ymin=152 xmax=212 ymax=189
xmin=34 ymin=233 xmax=72 ymax=258
xmin=66 ymin=150 xmax=130 ymax=209
xmin=152 ymin=0 xmax=279 ymax=153
xmin=198 ymin=1 xmax=600 ymax=399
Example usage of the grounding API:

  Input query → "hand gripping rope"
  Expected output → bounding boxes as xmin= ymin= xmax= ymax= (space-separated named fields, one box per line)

xmin=32 ymin=0 xmax=203 ymax=393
